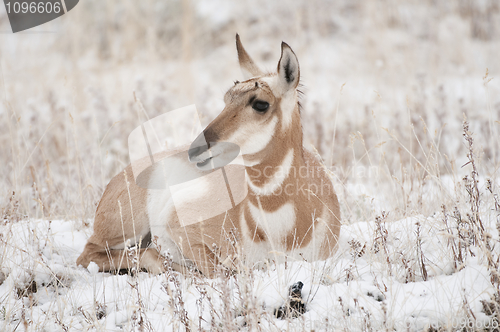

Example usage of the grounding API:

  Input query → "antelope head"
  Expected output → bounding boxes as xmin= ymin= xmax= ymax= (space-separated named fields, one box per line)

xmin=188 ymin=34 xmax=301 ymax=170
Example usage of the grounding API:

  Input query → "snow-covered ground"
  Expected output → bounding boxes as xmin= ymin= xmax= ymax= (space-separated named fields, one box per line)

xmin=1 ymin=0 xmax=500 ymax=331
xmin=1 ymin=189 xmax=499 ymax=331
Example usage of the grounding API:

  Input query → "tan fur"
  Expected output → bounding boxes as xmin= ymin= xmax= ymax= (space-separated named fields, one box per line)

xmin=236 ymin=34 xmax=264 ymax=79
xmin=76 ymin=164 xmax=160 ymax=272
xmin=76 ymin=151 xmax=189 ymax=274
xmin=76 ymin=35 xmax=341 ymax=277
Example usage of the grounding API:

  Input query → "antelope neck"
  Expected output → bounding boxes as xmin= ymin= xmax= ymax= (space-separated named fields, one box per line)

xmin=244 ymin=107 xmax=304 ymax=193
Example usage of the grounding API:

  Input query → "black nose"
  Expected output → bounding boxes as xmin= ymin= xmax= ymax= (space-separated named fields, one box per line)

xmin=188 ymin=132 xmax=208 ymax=162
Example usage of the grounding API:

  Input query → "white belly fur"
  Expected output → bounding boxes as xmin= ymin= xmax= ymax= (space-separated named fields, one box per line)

xmin=147 ymin=154 xmax=205 ymax=266
xmin=241 ymin=203 xmax=329 ymax=267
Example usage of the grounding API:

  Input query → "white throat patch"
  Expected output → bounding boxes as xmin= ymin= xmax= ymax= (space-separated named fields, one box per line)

xmin=247 ymin=148 xmax=294 ymax=196
xmin=247 ymin=200 xmax=296 ymax=245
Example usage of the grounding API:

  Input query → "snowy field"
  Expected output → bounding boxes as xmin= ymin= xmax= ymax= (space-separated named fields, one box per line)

xmin=1 ymin=0 xmax=500 ymax=331
xmin=1 ymin=197 xmax=500 ymax=331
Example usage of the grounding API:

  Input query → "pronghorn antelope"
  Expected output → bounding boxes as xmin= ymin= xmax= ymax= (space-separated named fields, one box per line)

xmin=76 ymin=35 xmax=341 ymax=277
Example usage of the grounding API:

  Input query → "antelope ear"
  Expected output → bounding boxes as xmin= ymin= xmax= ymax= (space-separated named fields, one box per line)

xmin=277 ymin=42 xmax=300 ymax=91
xmin=236 ymin=34 xmax=264 ymax=79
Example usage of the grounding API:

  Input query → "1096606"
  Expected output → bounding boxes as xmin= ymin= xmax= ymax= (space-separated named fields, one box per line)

xmin=5 ymin=1 xmax=61 ymax=14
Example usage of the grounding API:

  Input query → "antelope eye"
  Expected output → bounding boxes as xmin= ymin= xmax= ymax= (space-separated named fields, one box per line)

xmin=252 ymin=100 xmax=269 ymax=112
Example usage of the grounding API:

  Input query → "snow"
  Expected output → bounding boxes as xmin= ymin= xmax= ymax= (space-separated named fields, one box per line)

xmin=1 ymin=200 xmax=498 ymax=331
